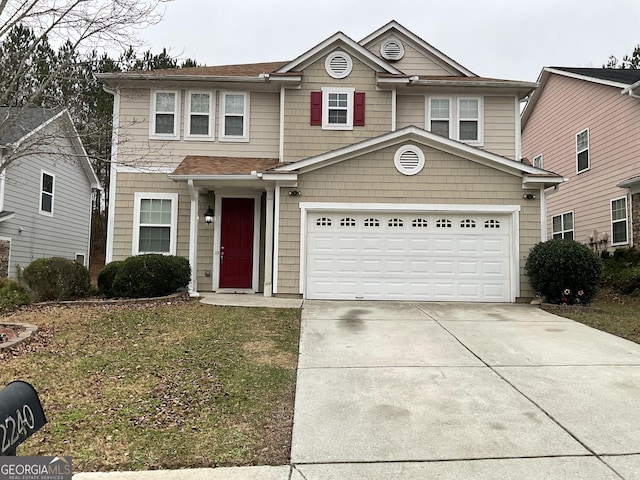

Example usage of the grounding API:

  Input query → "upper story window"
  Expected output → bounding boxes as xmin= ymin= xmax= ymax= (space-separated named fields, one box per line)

xmin=39 ymin=171 xmax=54 ymax=216
xmin=425 ymin=96 xmax=483 ymax=145
xmin=133 ymin=193 xmax=178 ymax=255
xmin=533 ymin=154 xmax=543 ymax=169
xmin=611 ymin=197 xmax=628 ymax=245
xmin=458 ymin=98 xmax=480 ymax=142
xmin=311 ymin=89 xmax=365 ymax=130
xmin=219 ymin=91 xmax=249 ymax=142
xmin=552 ymin=211 xmax=574 ymax=240
xmin=185 ymin=91 xmax=214 ymax=140
xmin=150 ymin=90 xmax=180 ymax=140
xmin=576 ymin=129 xmax=589 ymax=173
xmin=428 ymin=98 xmax=451 ymax=138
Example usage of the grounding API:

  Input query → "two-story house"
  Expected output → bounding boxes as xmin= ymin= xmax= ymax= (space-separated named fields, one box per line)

xmin=521 ymin=67 xmax=640 ymax=253
xmin=98 ymin=21 xmax=562 ymax=302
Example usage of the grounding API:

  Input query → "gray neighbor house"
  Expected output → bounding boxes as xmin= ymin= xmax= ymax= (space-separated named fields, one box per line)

xmin=0 ymin=107 xmax=100 ymax=279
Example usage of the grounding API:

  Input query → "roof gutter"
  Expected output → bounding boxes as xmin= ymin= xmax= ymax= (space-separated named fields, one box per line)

xmin=622 ymin=79 xmax=640 ymax=99
xmin=97 ymin=72 xmax=302 ymax=85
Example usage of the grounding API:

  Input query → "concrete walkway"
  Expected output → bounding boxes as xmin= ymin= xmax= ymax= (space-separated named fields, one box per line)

xmin=291 ymin=301 xmax=640 ymax=479
xmin=74 ymin=300 xmax=640 ymax=479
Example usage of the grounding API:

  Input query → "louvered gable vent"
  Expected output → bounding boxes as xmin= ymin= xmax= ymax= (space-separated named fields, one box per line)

xmin=394 ymin=145 xmax=425 ymax=175
xmin=381 ymin=38 xmax=405 ymax=61
xmin=325 ymin=51 xmax=353 ymax=79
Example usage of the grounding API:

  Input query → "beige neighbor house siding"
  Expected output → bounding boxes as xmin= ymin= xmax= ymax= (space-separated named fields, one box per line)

xmin=117 ymin=88 xmax=280 ymax=169
xmin=283 ymin=53 xmax=392 ymax=162
xmin=276 ymin=143 xmax=539 ymax=299
xmin=522 ymin=74 xmax=640 ymax=246
xmin=364 ymin=39 xmax=461 ymax=76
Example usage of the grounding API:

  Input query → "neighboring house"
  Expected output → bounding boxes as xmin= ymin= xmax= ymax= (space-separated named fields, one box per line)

xmin=98 ymin=20 xmax=562 ymax=302
xmin=0 ymin=107 xmax=100 ymax=278
xmin=521 ymin=67 xmax=640 ymax=252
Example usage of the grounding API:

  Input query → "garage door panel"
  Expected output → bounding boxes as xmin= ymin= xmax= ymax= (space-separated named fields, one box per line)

xmin=306 ymin=211 xmax=512 ymax=302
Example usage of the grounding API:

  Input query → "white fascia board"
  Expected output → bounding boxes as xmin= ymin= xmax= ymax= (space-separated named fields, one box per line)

xmin=544 ymin=67 xmax=630 ymax=89
xmin=12 ymin=108 xmax=66 ymax=147
xmin=117 ymin=165 xmax=175 ymax=174
xmin=261 ymin=173 xmax=298 ymax=181
xmin=168 ymin=174 xmax=261 ymax=182
xmin=359 ymin=20 xmax=476 ymax=77
xmin=299 ymin=202 xmax=520 ymax=214
xmin=621 ymin=79 xmax=640 ymax=95
xmin=276 ymin=32 xmax=402 ymax=75
xmin=522 ymin=175 xmax=567 ymax=188
xmin=62 ymin=111 xmax=101 ymax=189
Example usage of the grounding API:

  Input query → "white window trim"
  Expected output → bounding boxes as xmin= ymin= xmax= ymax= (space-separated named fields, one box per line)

xmin=457 ymin=97 xmax=483 ymax=145
xmin=184 ymin=90 xmax=215 ymax=141
xmin=533 ymin=154 xmax=543 ymax=169
xmin=576 ymin=128 xmax=590 ymax=173
xmin=426 ymin=97 xmax=452 ymax=138
xmin=149 ymin=90 xmax=180 ymax=140
xmin=75 ymin=252 xmax=87 ymax=266
xmin=611 ymin=196 xmax=629 ymax=246
xmin=219 ymin=91 xmax=250 ymax=142
xmin=552 ymin=210 xmax=574 ymax=240
xmin=39 ymin=170 xmax=54 ymax=217
xmin=132 ymin=192 xmax=179 ymax=255
xmin=425 ymin=96 xmax=483 ymax=145
xmin=322 ymin=87 xmax=354 ymax=130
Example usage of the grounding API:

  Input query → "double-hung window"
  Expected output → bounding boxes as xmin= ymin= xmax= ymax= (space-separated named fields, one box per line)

xmin=150 ymin=90 xmax=180 ymax=139
xmin=219 ymin=91 xmax=249 ymax=141
xmin=576 ymin=129 xmax=589 ymax=173
xmin=185 ymin=91 xmax=214 ymax=140
xmin=611 ymin=197 xmax=628 ymax=245
xmin=133 ymin=193 xmax=178 ymax=255
xmin=322 ymin=87 xmax=354 ymax=130
xmin=458 ymin=98 xmax=480 ymax=142
xmin=39 ymin=171 xmax=54 ymax=216
xmin=552 ymin=211 xmax=574 ymax=240
xmin=429 ymin=98 xmax=451 ymax=137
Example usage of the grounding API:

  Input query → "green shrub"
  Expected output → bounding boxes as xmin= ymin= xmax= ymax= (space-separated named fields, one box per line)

xmin=22 ymin=256 xmax=91 ymax=301
xmin=97 ymin=261 xmax=123 ymax=297
xmin=525 ymin=239 xmax=602 ymax=305
xmin=0 ymin=278 xmax=30 ymax=314
xmin=602 ymin=247 xmax=640 ymax=294
xmin=111 ymin=254 xmax=191 ymax=298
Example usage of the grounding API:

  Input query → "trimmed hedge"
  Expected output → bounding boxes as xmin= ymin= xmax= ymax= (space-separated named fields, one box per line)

xmin=525 ymin=239 xmax=602 ymax=305
xmin=22 ymin=256 xmax=91 ymax=301
xmin=103 ymin=254 xmax=191 ymax=299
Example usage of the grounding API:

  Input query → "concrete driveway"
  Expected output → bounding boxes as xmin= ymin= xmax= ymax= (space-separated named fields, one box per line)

xmin=290 ymin=301 xmax=640 ymax=480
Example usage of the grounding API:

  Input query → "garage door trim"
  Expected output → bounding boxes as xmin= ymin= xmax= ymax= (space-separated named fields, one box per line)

xmin=299 ymin=202 xmax=521 ymax=301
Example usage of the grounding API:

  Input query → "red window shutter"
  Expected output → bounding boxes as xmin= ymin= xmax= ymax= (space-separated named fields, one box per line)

xmin=310 ymin=91 xmax=322 ymax=125
xmin=354 ymin=92 xmax=365 ymax=126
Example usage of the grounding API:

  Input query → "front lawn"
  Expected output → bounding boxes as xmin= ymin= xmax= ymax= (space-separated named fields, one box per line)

xmin=541 ymin=288 xmax=640 ymax=344
xmin=0 ymin=300 xmax=300 ymax=472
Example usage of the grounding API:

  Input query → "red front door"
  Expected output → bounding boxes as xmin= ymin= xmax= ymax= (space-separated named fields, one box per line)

xmin=219 ymin=198 xmax=254 ymax=289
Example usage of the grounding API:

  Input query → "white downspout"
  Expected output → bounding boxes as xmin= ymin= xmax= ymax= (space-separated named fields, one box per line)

xmin=104 ymin=87 xmax=120 ymax=264
xmin=279 ymin=87 xmax=285 ymax=162
xmin=187 ymin=179 xmax=199 ymax=296
xmin=391 ymin=87 xmax=397 ymax=131
xmin=272 ymin=186 xmax=281 ymax=295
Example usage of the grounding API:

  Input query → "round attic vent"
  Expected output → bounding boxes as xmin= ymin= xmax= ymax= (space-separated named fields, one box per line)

xmin=380 ymin=38 xmax=405 ymax=61
xmin=325 ymin=51 xmax=353 ymax=79
xmin=394 ymin=145 xmax=425 ymax=176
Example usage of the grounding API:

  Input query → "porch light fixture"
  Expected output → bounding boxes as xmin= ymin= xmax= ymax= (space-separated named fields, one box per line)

xmin=203 ymin=206 xmax=214 ymax=224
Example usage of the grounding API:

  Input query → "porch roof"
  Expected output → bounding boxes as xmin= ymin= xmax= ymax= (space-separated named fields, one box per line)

xmin=171 ymin=156 xmax=281 ymax=177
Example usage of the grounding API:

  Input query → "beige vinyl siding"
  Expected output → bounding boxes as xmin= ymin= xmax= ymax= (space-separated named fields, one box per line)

xmin=276 ymin=143 xmax=539 ymax=299
xmin=397 ymin=95 xmax=425 ymax=129
xmin=197 ymin=191 xmax=215 ymax=291
xmin=111 ymin=173 xmax=191 ymax=260
xmin=522 ymin=75 xmax=640 ymax=245
xmin=117 ymin=88 xmax=280 ymax=168
xmin=483 ymin=96 xmax=517 ymax=159
xmin=283 ymin=54 xmax=392 ymax=162
xmin=365 ymin=38 xmax=461 ymax=76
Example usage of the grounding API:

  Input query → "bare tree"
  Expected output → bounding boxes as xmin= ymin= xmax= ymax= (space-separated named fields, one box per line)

xmin=0 ymin=0 xmax=170 ymax=173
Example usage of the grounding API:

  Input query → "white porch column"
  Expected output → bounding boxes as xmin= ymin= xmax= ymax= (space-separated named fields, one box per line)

xmin=263 ymin=188 xmax=275 ymax=297
xmin=187 ymin=180 xmax=199 ymax=296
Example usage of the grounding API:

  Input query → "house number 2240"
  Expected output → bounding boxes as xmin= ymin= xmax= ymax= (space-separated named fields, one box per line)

xmin=1 ymin=405 xmax=36 ymax=453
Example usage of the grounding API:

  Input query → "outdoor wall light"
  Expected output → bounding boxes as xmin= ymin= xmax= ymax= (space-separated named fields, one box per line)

xmin=288 ymin=190 xmax=301 ymax=196
xmin=523 ymin=193 xmax=536 ymax=200
xmin=203 ymin=206 xmax=214 ymax=224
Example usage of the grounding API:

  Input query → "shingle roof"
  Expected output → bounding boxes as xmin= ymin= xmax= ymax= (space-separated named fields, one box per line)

xmin=118 ymin=62 xmax=289 ymax=78
xmin=172 ymin=156 xmax=281 ymax=176
xmin=551 ymin=67 xmax=640 ymax=85
xmin=0 ymin=106 xmax=64 ymax=144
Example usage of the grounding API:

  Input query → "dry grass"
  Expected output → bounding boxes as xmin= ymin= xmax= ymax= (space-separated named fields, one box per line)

xmin=0 ymin=299 xmax=300 ymax=472
xmin=541 ymin=287 xmax=640 ymax=344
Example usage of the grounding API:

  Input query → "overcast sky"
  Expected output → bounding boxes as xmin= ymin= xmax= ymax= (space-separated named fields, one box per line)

xmin=139 ymin=0 xmax=640 ymax=82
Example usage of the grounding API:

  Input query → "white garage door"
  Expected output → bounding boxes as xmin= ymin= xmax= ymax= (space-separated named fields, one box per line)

xmin=306 ymin=211 xmax=513 ymax=302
